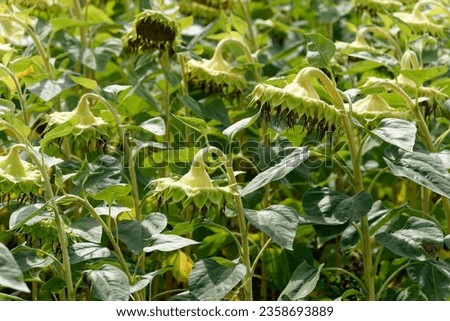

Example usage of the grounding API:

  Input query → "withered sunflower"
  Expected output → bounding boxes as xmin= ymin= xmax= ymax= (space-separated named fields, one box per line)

xmin=249 ymin=68 xmax=342 ymax=137
xmin=123 ymin=10 xmax=180 ymax=56
xmin=187 ymin=38 xmax=251 ymax=99
xmin=43 ymin=95 xmax=112 ymax=155
xmin=150 ymin=148 xmax=236 ymax=217
xmin=0 ymin=145 xmax=41 ymax=203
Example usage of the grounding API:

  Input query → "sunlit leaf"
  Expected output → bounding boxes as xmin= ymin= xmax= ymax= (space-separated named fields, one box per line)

xmin=69 ymin=74 xmax=98 ymax=90
xmin=306 ymin=33 xmax=336 ymax=68
xmin=241 ymin=147 xmax=310 ymax=196
xmin=28 ymin=73 xmax=75 ymax=101
xmin=371 ymin=118 xmax=417 ymax=152
xmin=278 ymin=262 xmax=324 ymax=300
xmin=189 ymin=258 xmax=247 ymax=300
xmin=222 ymin=112 xmax=260 ymax=140
xmin=384 ymin=148 xmax=450 ymax=199
xmin=93 ymin=184 xmax=131 ymax=205
xmin=69 ymin=243 xmax=111 ymax=264
xmin=138 ymin=117 xmax=166 ymax=136
xmin=375 ymin=217 xmax=444 ymax=261
xmin=0 ymin=243 xmax=30 ymax=293
xmin=172 ymin=114 xmax=208 ymax=137
xmin=245 ymin=205 xmax=299 ymax=250
xmin=84 ymin=264 xmax=130 ymax=301
xmin=143 ymin=234 xmax=199 ymax=253
xmin=401 ymin=66 xmax=448 ymax=87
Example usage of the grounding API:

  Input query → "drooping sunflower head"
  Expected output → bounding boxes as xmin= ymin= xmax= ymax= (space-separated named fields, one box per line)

xmin=393 ymin=3 xmax=446 ymax=37
xmin=0 ymin=145 xmax=41 ymax=204
xmin=149 ymin=153 xmax=236 ymax=218
xmin=249 ymin=72 xmax=342 ymax=138
xmin=349 ymin=93 xmax=410 ymax=127
xmin=353 ymin=0 xmax=403 ymax=14
xmin=42 ymin=96 xmax=113 ymax=156
xmin=187 ymin=38 xmax=250 ymax=99
xmin=123 ymin=10 xmax=180 ymax=56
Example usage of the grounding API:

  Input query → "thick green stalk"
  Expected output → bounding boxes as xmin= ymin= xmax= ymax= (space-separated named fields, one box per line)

xmin=23 ymin=144 xmax=75 ymax=300
xmin=0 ymin=64 xmax=28 ymax=125
xmin=2 ymin=120 xmax=75 ymax=300
xmin=59 ymin=195 xmax=142 ymax=300
xmin=235 ymin=0 xmax=257 ymax=51
xmin=371 ymin=81 xmax=450 ymax=232
xmin=80 ymin=93 xmax=141 ymax=222
xmin=202 ymin=147 xmax=253 ymax=300
xmin=71 ymin=0 xmax=87 ymax=48
xmin=160 ymin=51 xmax=171 ymax=177
xmin=299 ymin=67 xmax=375 ymax=300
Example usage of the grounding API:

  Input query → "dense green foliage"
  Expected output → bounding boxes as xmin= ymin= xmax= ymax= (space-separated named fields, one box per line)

xmin=0 ymin=0 xmax=449 ymax=301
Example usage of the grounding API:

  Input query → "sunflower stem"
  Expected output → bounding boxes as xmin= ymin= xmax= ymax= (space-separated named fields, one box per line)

xmin=199 ymin=146 xmax=253 ymax=300
xmin=297 ymin=67 xmax=376 ymax=300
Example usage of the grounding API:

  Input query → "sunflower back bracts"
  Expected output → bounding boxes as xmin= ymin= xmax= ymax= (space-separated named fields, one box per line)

xmin=123 ymin=10 xmax=180 ymax=57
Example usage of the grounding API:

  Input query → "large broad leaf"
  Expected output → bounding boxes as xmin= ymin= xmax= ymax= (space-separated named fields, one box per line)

xmin=93 ymin=184 xmax=132 ymax=205
xmin=84 ymin=264 xmax=130 ymax=301
xmin=278 ymin=262 xmax=324 ymax=301
xmin=138 ymin=117 xmax=166 ymax=136
xmin=50 ymin=18 xmax=100 ymax=33
xmin=245 ymin=205 xmax=299 ymax=250
xmin=348 ymin=51 xmax=397 ymax=70
xmin=241 ymin=147 xmax=310 ymax=196
xmin=71 ymin=155 xmax=123 ymax=194
xmin=67 ymin=38 xmax=122 ymax=71
xmin=69 ymin=217 xmax=102 ymax=243
xmin=69 ymin=243 xmax=111 ymax=264
xmin=95 ymin=205 xmax=131 ymax=220
xmin=9 ymin=204 xmax=47 ymax=230
xmin=407 ymin=261 xmax=450 ymax=300
xmin=40 ymin=121 xmax=75 ymax=147
xmin=12 ymin=247 xmax=53 ymax=272
xmin=401 ymin=66 xmax=448 ymax=87
xmin=371 ymin=118 xmax=417 ymax=152
xmin=222 ymin=112 xmax=260 ymax=140
xmin=384 ymin=148 xmax=450 ymax=199
xmin=302 ymin=187 xmax=348 ymax=225
xmin=0 ymin=243 xmax=30 ymax=293
xmin=172 ymin=114 xmax=208 ymax=137
xmin=188 ymin=258 xmax=247 ymax=300
xmin=143 ymin=234 xmax=200 ymax=253
xmin=333 ymin=192 xmax=373 ymax=222
xmin=118 ymin=213 xmax=167 ymax=254
xmin=306 ymin=33 xmax=336 ymax=68
xmin=28 ymin=73 xmax=75 ymax=102
xmin=375 ymin=216 xmax=444 ymax=261
xmin=302 ymin=187 xmax=372 ymax=225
